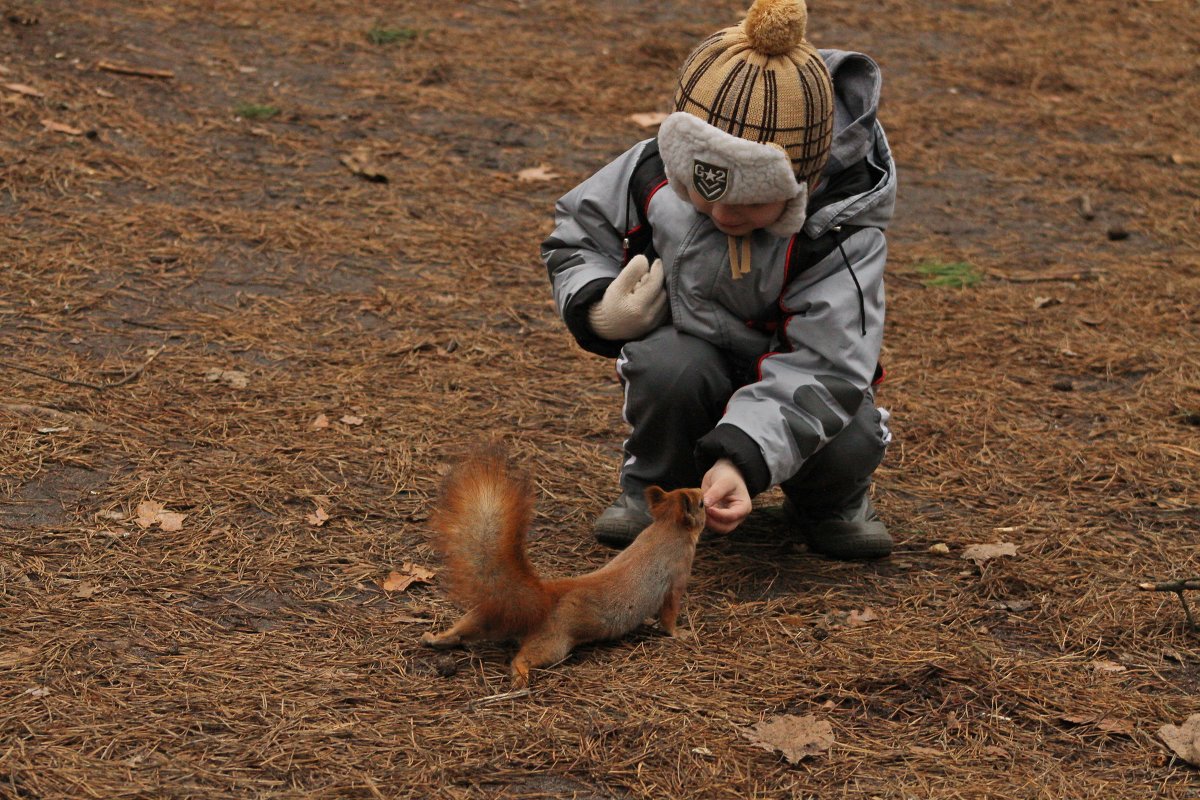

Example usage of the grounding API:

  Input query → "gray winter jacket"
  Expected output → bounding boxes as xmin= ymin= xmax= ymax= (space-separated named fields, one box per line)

xmin=542 ymin=50 xmax=897 ymax=497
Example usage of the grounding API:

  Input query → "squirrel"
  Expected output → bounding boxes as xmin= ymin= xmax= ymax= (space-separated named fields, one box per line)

xmin=420 ymin=447 xmax=706 ymax=688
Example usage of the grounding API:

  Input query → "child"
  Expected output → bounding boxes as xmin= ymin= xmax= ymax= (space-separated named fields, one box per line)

xmin=542 ymin=0 xmax=896 ymax=559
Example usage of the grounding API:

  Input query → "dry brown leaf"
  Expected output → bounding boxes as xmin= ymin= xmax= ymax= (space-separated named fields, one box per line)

xmin=908 ymin=745 xmax=944 ymax=756
xmin=961 ymin=542 xmax=1017 ymax=565
xmin=1159 ymin=715 xmax=1200 ymax=765
xmin=517 ymin=164 xmax=561 ymax=182
xmin=73 ymin=582 xmax=98 ymax=599
xmin=41 ymin=119 xmax=84 ymax=136
xmin=203 ymin=368 xmax=249 ymax=388
xmin=741 ymin=714 xmax=834 ymax=764
xmin=309 ymin=413 xmax=330 ymax=430
xmin=340 ymin=148 xmax=388 ymax=183
xmin=156 ymin=512 xmax=185 ymax=531
xmin=307 ymin=507 xmax=330 ymax=527
xmin=381 ymin=562 xmax=435 ymax=593
xmin=340 ymin=414 xmax=364 ymax=426
xmin=628 ymin=111 xmax=668 ymax=128
xmin=402 ymin=561 xmax=435 ymax=582
xmin=822 ymin=608 xmax=879 ymax=630
xmin=1089 ymin=659 xmax=1126 ymax=673
xmin=135 ymin=500 xmax=187 ymax=531
xmin=3 ymin=82 xmax=43 ymax=97
xmin=135 ymin=500 xmax=165 ymax=529
xmin=846 ymin=608 xmax=879 ymax=627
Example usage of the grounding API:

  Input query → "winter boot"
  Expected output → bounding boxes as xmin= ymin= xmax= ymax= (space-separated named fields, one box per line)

xmin=593 ymin=491 xmax=653 ymax=549
xmin=785 ymin=493 xmax=892 ymax=561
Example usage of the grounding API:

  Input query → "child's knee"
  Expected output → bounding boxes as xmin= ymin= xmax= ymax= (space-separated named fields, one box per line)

xmin=620 ymin=330 xmax=730 ymax=400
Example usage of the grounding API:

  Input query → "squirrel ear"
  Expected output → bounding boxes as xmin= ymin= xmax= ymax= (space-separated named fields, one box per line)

xmin=644 ymin=486 xmax=668 ymax=512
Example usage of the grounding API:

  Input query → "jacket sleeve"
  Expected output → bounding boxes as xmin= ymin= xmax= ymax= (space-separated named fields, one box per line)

xmin=541 ymin=141 xmax=652 ymax=358
xmin=696 ymin=226 xmax=886 ymax=496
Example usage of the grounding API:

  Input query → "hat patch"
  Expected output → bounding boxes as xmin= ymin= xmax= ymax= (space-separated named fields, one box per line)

xmin=692 ymin=160 xmax=729 ymax=203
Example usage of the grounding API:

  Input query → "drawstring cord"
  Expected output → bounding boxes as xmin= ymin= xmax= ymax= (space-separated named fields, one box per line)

xmin=832 ymin=225 xmax=866 ymax=336
xmin=728 ymin=235 xmax=752 ymax=280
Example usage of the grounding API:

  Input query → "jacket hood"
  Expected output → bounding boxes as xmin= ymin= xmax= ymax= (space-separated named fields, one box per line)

xmin=805 ymin=49 xmax=896 ymax=237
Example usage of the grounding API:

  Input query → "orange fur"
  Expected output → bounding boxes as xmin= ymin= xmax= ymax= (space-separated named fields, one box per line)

xmin=422 ymin=448 xmax=705 ymax=688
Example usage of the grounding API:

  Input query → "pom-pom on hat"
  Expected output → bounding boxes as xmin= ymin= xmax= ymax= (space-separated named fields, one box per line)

xmin=657 ymin=0 xmax=834 ymax=235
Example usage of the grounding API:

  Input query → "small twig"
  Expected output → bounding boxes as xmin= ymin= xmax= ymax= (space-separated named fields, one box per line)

xmin=465 ymin=688 xmax=530 ymax=710
xmin=993 ymin=268 xmax=1106 ymax=284
xmin=0 ymin=347 xmax=162 ymax=392
xmin=96 ymin=60 xmax=175 ymax=79
xmin=1139 ymin=578 xmax=1200 ymax=631
xmin=1139 ymin=579 xmax=1200 ymax=592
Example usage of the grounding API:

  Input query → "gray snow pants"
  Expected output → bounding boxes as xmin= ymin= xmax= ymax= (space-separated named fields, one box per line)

xmin=615 ymin=326 xmax=890 ymax=513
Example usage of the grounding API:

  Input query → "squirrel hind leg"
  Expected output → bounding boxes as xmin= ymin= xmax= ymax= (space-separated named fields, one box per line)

xmin=421 ymin=608 xmax=490 ymax=649
xmin=510 ymin=633 xmax=575 ymax=688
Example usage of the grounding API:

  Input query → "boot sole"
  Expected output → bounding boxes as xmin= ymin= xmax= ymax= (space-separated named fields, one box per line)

xmin=804 ymin=520 xmax=893 ymax=560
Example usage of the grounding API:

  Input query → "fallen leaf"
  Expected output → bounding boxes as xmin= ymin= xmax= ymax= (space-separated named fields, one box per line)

xmin=822 ymin=608 xmax=879 ymax=630
xmin=517 ymin=164 xmax=561 ymax=182
xmin=26 ymin=686 xmax=51 ymax=698
xmin=73 ymin=582 xmax=98 ymax=598
xmin=340 ymin=147 xmax=388 ymax=183
xmin=1159 ymin=715 xmax=1200 ymax=765
xmin=403 ymin=561 xmax=435 ymax=582
xmin=341 ymin=414 xmax=364 ymax=426
xmin=628 ymin=111 xmax=668 ymax=128
xmin=3 ymin=82 xmax=43 ymax=97
xmin=203 ymin=368 xmax=249 ymax=388
xmin=41 ymin=118 xmax=83 ymax=136
xmin=990 ymin=599 xmax=1035 ymax=612
xmin=908 ymin=745 xmax=944 ymax=756
xmin=309 ymin=413 xmax=330 ymax=430
xmin=135 ymin=500 xmax=165 ymax=529
xmin=742 ymin=714 xmax=834 ymax=764
xmin=135 ymin=500 xmax=187 ymax=531
xmin=1033 ymin=296 xmax=1061 ymax=309
xmin=95 ymin=87 xmax=116 ymax=98
xmin=846 ymin=608 xmax=879 ymax=627
xmin=156 ymin=511 xmax=185 ymax=532
xmin=961 ymin=542 xmax=1017 ymax=565
xmin=307 ymin=507 xmax=330 ymax=527
xmin=381 ymin=562 xmax=435 ymax=593
xmin=1089 ymin=659 xmax=1126 ymax=673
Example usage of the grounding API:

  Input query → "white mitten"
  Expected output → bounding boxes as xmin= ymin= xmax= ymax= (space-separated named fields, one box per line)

xmin=587 ymin=254 xmax=669 ymax=341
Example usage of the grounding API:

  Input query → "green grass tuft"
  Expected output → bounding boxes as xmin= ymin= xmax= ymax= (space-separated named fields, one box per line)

xmin=367 ymin=26 xmax=418 ymax=45
xmin=914 ymin=260 xmax=982 ymax=288
xmin=234 ymin=103 xmax=280 ymax=121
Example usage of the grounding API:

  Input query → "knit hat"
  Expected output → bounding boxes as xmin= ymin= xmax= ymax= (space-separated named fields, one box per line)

xmin=657 ymin=0 xmax=834 ymax=237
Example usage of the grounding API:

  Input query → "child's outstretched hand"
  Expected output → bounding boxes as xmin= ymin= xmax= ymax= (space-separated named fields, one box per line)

xmin=701 ymin=458 xmax=751 ymax=534
xmin=587 ymin=254 xmax=668 ymax=341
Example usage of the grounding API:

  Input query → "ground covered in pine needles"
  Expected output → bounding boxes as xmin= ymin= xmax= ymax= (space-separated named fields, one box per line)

xmin=1 ymin=1 xmax=1198 ymax=798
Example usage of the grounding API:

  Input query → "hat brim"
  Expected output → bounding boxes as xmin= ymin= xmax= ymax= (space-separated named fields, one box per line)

xmin=658 ymin=112 xmax=809 ymax=235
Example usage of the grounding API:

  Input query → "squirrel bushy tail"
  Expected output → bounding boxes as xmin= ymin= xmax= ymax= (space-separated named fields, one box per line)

xmin=431 ymin=448 xmax=552 ymax=639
